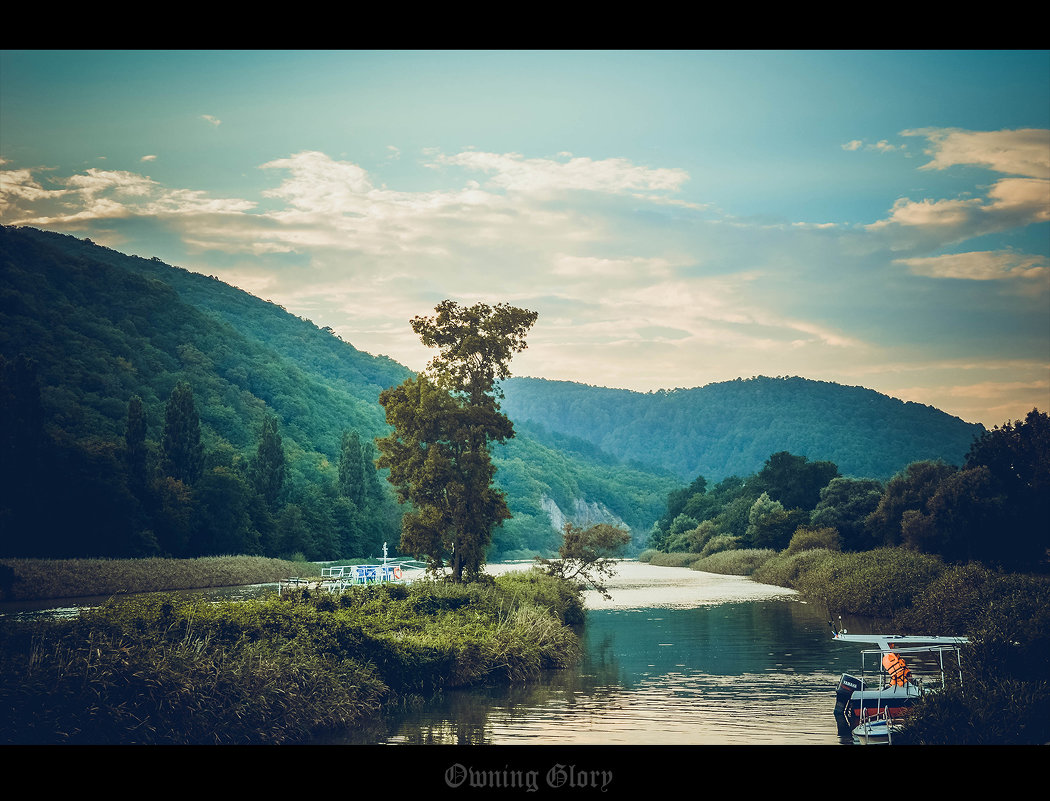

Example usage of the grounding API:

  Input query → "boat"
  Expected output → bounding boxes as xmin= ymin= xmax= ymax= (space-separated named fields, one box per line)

xmin=830 ymin=623 xmax=967 ymax=744
xmin=280 ymin=543 xmax=426 ymax=594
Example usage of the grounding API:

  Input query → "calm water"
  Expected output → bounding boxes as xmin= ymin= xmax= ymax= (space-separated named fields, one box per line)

xmin=320 ymin=562 xmax=868 ymax=745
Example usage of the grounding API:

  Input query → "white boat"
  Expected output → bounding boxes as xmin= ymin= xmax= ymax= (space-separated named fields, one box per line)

xmin=830 ymin=626 xmax=967 ymax=744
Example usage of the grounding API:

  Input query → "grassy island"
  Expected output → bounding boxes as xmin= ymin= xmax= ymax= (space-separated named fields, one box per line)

xmin=0 ymin=567 xmax=582 ymax=745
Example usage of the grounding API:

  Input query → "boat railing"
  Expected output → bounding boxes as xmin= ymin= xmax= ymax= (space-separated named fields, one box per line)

xmin=280 ymin=560 xmax=425 ymax=595
xmin=859 ymin=643 xmax=964 ymax=691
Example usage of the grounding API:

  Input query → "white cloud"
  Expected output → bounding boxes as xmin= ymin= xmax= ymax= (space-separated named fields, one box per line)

xmin=895 ymin=251 xmax=1049 ymax=282
xmin=141 ymin=154 xmax=157 ymax=162
xmin=904 ymin=127 xmax=1050 ymax=179
xmin=201 ymin=114 xmax=222 ymax=126
xmin=428 ymin=151 xmax=689 ymax=195
xmin=867 ymin=129 xmax=1050 ymax=248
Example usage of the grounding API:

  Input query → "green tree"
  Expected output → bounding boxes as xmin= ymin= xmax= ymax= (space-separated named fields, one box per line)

xmin=537 ymin=522 xmax=631 ymax=599
xmin=753 ymin=451 xmax=839 ymax=512
xmin=809 ymin=477 xmax=884 ymax=551
xmin=865 ymin=460 xmax=957 ymax=547
xmin=745 ymin=492 xmax=804 ymax=550
xmin=338 ymin=429 xmax=368 ymax=507
xmin=964 ymin=409 xmax=1049 ymax=570
xmin=377 ymin=301 xmax=537 ymax=582
xmin=250 ymin=415 xmax=285 ymax=511
xmin=161 ymin=381 xmax=203 ymax=486
xmin=124 ymin=395 xmax=149 ymax=486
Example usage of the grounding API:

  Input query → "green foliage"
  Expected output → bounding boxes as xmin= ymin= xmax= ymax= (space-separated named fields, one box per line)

xmin=753 ymin=451 xmax=839 ymax=512
xmin=864 ymin=460 xmax=957 ymax=548
xmin=644 ymin=551 xmax=704 ymax=568
xmin=962 ymin=409 xmax=1050 ymax=570
xmin=500 ymin=375 xmax=983 ymax=482
xmin=0 ymin=569 xmax=583 ymax=743
xmin=535 ymin=522 xmax=631 ymax=600
xmin=746 ymin=493 xmax=806 ymax=550
xmin=787 ymin=526 xmax=841 ymax=554
xmin=0 ymin=555 xmax=317 ymax=601
xmin=249 ymin=415 xmax=285 ymax=510
xmin=809 ymin=477 xmax=883 ymax=551
xmin=690 ymin=548 xmax=777 ymax=576
xmin=161 ymin=381 xmax=204 ymax=485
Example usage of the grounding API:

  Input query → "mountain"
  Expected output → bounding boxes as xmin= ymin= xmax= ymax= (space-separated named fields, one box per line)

xmin=500 ymin=375 xmax=985 ymax=483
xmin=0 ymin=226 xmax=986 ymax=562
xmin=0 ymin=226 xmax=674 ymax=560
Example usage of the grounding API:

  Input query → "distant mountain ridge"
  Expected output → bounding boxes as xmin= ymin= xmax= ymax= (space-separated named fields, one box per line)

xmin=1 ymin=225 xmax=986 ymax=561
xmin=499 ymin=375 xmax=984 ymax=482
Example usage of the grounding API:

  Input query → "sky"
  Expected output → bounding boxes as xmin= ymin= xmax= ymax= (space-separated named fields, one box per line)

xmin=2 ymin=50 xmax=1048 ymax=428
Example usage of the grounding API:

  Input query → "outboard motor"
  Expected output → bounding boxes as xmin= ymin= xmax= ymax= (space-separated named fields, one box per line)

xmin=835 ymin=673 xmax=864 ymax=713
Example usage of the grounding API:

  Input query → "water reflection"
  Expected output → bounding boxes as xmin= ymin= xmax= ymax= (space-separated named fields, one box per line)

xmin=323 ymin=562 xmax=863 ymax=745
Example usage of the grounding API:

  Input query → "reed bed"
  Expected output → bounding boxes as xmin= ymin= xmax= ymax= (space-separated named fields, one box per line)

xmin=0 ymin=568 xmax=582 ymax=744
xmin=688 ymin=548 xmax=777 ymax=576
xmin=639 ymin=550 xmax=704 ymax=568
xmin=0 ymin=556 xmax=314 ymax=602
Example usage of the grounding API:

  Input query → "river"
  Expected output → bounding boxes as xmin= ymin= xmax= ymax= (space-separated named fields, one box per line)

xmin=317 ymin=561 xmax=868 ymax=745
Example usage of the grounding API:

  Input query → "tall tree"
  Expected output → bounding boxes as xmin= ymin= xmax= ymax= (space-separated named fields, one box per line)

xmin=161 ymin=381 xmax=203 ymax=486
xmin=338 ymin=429 xmax=368 ymax=507
xmin=377 ymin=300 xmax=537 ymax=582
xmin=250 ymin=415 xmax=285 ymax=511
xmin=124 ymin=395 xmax=148 ymax=486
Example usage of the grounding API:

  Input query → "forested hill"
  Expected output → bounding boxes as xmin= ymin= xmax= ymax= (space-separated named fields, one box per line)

xmin=0 ymin=226 xmax=675 ymax=560
xmin=500 ymin=376 xmax=985 ymax=481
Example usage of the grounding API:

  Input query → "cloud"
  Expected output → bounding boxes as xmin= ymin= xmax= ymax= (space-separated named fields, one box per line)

xmin=866 ymin=129 xmax=1050 ymax=249
xmin=842 ymin=139 xmax=901 ymax=153
xmin=1 ymin=165 xmax=254 ymax=227
xmin=870 ymin=176 xmax=1049 ymax=240
xmin=904 ymin=127 xmax=1050 ymax=179
xmin=141 ymin=154 xmax=157 ymax=162
xmin=201 ymin=114 xmax=221 ymax=126
xmin=895 ymin=251 xmax=1049 ymax=282
xmin=428 ymin=151 xmax=689 ymax=195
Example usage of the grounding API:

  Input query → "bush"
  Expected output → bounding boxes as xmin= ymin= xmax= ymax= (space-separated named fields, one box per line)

xmin=645 ymin=551 xmax=703 ymax=568
xmin=690 ymin=548 xmax=776 ymax=576
xmin=697 ymin=534 xmax=740 ymax=559
xmin=786 ymin=526 xmax=840 ymax=554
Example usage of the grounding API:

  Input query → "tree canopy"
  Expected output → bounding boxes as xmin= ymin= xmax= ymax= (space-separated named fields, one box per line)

xmin=377 ymin=301 xmax=537 ymax=581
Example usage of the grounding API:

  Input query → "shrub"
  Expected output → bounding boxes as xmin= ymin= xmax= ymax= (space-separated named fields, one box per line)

xmin=691 ymin=548 xmax=776 ymax=576
xmin=697 ymin=534 xmax=740 ymax=559
xmin=645 ymin=551 xmax=703 ymax=568
xmin=786 ymin=526 xmax=840 ymax=554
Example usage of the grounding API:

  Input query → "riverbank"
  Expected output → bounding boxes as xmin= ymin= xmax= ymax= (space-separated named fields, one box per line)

xmin=0 ymin=568 xmax=583 ymax=744
xmin=641 ymin=546 xmax=1050 ymax=744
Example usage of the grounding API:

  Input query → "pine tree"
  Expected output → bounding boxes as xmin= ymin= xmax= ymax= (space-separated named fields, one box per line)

xmin=124 ymin=395 xmax=148 ymax=486
xmin=161 ymin=381 xmax=203 ymax=486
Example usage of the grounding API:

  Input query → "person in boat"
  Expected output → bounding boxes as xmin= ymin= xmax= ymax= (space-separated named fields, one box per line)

xmin=882 ymin=643 xmax=912 ymax=687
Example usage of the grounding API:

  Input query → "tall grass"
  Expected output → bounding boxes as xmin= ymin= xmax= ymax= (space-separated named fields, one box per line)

xmin=0 ymin=568 xmax=582 ymax=744
xmin=0 ymin=555 xmax=316 ymax=602
xmin=689 ymin=548 xmax=776 ymax=576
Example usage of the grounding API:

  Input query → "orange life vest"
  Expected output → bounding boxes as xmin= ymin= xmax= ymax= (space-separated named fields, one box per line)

xmin=882 ymin=651 xmax=911 ymax=686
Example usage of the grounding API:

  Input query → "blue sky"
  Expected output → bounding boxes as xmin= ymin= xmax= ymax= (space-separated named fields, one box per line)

xmin=2 ymin=50 xmax=1048 ymax=427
